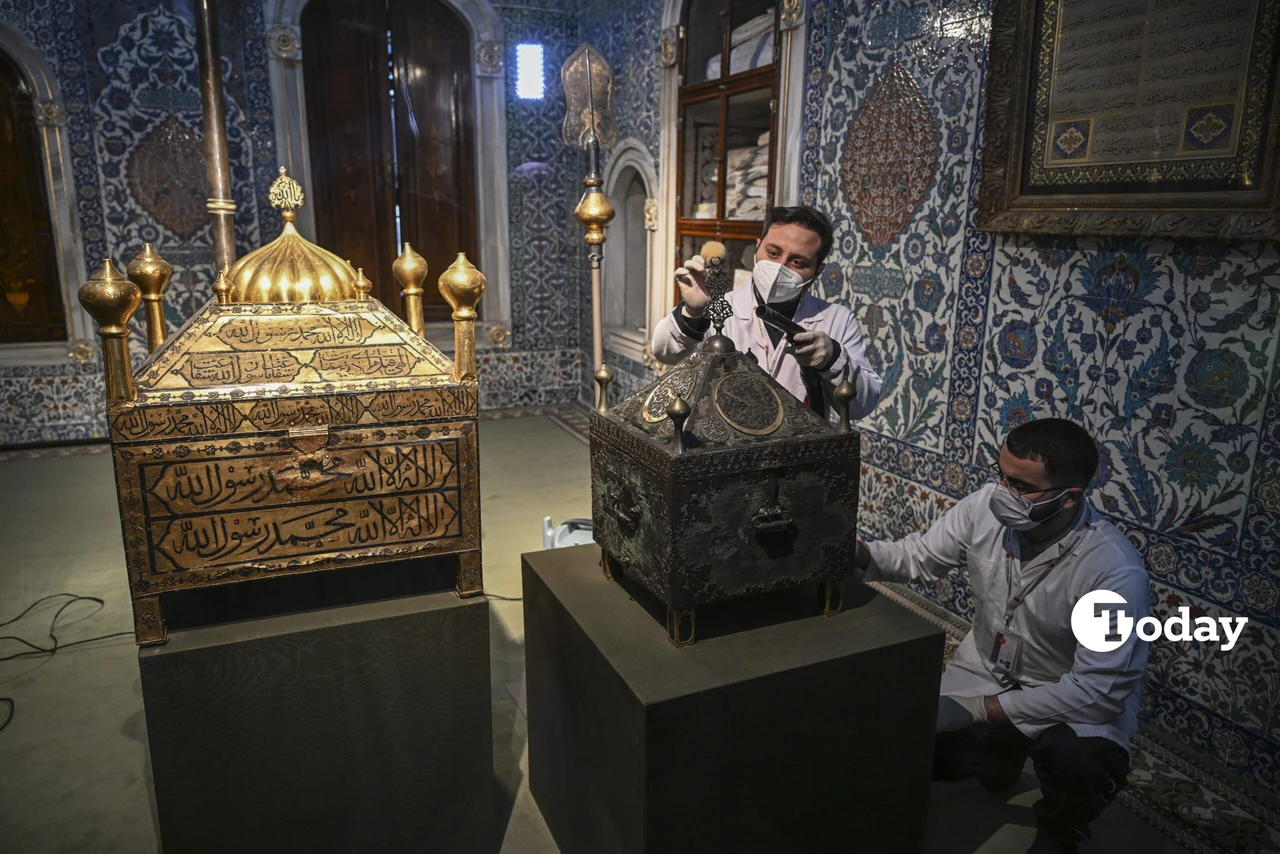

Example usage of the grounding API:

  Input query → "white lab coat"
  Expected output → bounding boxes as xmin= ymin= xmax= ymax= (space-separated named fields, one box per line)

xmin=651 ymin=286 xmax=883 ymax=423
xmin=865 ymin=485 xmax=1150 ymax=753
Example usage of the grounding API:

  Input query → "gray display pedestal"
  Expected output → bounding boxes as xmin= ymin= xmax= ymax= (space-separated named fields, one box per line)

xmin=524 ymin=544 xmax=945 ymax=854
xmin=139 ymin=590 xmax=494 ymax=853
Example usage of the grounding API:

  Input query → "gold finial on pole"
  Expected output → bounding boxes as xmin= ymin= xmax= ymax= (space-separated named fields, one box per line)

xmin=439 ymin=252 xmax=487 ymax=383
xmin=78 ymin=259 xmax=141 ymax=407
xmin=392 ymin=242 xmax=427 ymax=336
xmin=593 ymin=364 xmax=614 ymax=413
xmin=353 ymin=268 xmax=372 ymax=300
xmin=127 ymin=243 xmax=172 ymax=354
xmin=212 ymin=265 xmax=232 ymax=304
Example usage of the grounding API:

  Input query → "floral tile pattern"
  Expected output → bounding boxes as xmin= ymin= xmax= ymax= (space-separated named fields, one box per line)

xmin=800 ymin=0 xmax=1280 ymax=793
xmin=0 ymin=0 xmax=278 ymax=445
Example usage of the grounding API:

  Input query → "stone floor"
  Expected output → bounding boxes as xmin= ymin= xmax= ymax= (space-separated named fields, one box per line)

xmin=0 ymin=415 xmax=1190 ymax=852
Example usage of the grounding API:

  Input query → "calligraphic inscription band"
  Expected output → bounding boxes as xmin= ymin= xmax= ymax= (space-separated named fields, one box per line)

xmin=1033 ymin=0 xmax=1272 ymax=186
xmin=112 ymin=423 xmax=479 ymax=597
xmin=110 ymin=388 xmax=479 ymax=440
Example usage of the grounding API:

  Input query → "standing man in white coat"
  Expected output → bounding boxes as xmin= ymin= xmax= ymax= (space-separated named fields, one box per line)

xmin=854 ymin=418 xmax=1150 ymax=854
xmin=650 ymin=206 xmax=882 ymax=423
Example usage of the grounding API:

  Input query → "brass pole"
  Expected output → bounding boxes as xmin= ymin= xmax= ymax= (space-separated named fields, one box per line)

xmin=439 ymin=253 xmax=487 ymax=383
xmin=194 ymin=0 xmax=236 ymax=272
xmin=392 ymin=243 xmax=428 ymax=336
xmin=574 ymin=139 xmax=614 ymax=406
xmin=127 ymin=243 xmax=172 ymax=353
xmin=78 ymin=259 xmax=141 ymax=407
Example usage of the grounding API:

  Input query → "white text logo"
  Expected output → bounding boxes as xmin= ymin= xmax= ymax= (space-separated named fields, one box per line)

xmin=1071 ymin=590 xmax=1248 ymax=653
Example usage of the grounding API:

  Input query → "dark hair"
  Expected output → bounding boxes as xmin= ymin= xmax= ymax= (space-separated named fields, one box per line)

xmin=1005 ymin=418 xmax=1099 ymax=488
xmin=761 ymin=205 xmax=835 ymax=266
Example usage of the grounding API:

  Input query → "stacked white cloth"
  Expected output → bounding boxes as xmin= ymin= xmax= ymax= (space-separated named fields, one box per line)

xmin=705 ymin=10 xmax=775 ymax=80
xmin=724 ymin=134 xmax=769 ymax=219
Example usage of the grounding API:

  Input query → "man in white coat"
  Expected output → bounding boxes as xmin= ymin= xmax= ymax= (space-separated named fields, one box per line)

xmin=650 ymin=206 xmax=881 ymax=423
xmin=854 ymin=418 xmax=1150 ymax=854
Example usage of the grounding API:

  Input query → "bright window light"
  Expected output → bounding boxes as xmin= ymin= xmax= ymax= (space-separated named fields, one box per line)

xmin=515 ymin=43 xmax=544 ymax=99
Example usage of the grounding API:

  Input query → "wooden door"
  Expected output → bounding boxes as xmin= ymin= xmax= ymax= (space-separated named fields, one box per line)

xmin=0 ymin=49 xmax=64 ymax=343
xmin=301 ymin=0 xmax=478 ymax=316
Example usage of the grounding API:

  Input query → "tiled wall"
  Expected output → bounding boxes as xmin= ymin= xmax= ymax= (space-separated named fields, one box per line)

xmin=800 ymin=0 xmax=1280 ymax=791
xmin=0 ymin=0 xmax=277 ymax=445
xmin=561 ymin=0 xmax=1280 ymax=793
xmin=0 ymin=0 xmax=591 ymax=442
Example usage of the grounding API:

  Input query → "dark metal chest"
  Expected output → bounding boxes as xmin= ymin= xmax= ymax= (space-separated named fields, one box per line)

xmin=590 ymin=348 xmax=861 ymax=645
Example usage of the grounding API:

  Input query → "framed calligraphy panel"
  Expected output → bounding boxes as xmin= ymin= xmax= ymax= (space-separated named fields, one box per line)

xmin=977 ymin=0 xmax=1280 ymax=239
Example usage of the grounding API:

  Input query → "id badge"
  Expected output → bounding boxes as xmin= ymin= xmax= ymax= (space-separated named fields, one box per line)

xmin=990 ymin=627 xmax=1023 ymax=677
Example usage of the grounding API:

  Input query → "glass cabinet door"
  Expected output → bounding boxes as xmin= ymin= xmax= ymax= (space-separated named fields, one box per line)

xmin=681 ymin=97 xmax=722 ymax=221
xmin=683 ymin=0 xmax=724 ymax=85
xmin=727 ymin=0 xmax=775 ymax=77
xmin=723 ymin=87 xmax=772 ymax=221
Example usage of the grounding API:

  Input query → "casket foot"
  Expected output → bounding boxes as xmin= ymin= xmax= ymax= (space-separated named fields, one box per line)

xmin=601 ymin=550 xmax=614 ymax=581
xmin=133 ymin=595 xmax=167 ymax=645
xmin=821 ymin=580 xmax=844 ymax=617
xmin=666 ymin=607 xmax=695 ymax=647
xmin=455 ymin=550 xmax=484 ymax=598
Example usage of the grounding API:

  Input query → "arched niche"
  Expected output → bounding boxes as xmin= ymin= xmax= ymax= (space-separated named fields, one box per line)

xmin=0 ymin=24 xmax=90 ymax=367
xmin=601 ymin=137 xmax=659 ymax=362
xmin=263 ymin=0 xmax=511 ymax=351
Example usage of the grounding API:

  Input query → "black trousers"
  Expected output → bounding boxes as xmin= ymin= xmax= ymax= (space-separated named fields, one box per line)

xmin=933 ymin=722 xmax=1130 ymax=845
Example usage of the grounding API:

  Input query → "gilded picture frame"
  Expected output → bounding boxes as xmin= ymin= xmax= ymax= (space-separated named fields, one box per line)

xmin=976 ymin=0 xmax=1280 ymax=240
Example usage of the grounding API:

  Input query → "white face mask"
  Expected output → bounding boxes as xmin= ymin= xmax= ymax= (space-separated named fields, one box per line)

xmin=988 ymin=484 xmax=1069 ymax=531
xmin=752 ymin=259 xmax=813 ymax=303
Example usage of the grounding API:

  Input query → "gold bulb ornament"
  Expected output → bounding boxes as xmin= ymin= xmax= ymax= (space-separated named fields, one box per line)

xmin=126 ymin=243 xmax=172 ymax=353
xmin=78 ymin=259 xmax=141 ymax=406
xmin=438 ymin=253 xmax=487 ymax=383
xmin=392 ymin=242 xmax=428 ymax=336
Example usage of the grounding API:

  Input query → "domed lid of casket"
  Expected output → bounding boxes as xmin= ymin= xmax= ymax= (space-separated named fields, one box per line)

xmin=608 ymin=347 xmax=832 ymax=450
xmin=119 ymin=169 xmax=463 ymax=415
xmin=605 ymin=250 xmax=834 ymax=451
xmin=225 ymin=168 xmax=359 ymax=303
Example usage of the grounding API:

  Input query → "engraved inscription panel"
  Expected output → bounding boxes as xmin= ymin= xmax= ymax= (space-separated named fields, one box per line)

xmin=309 ymin=346 xmax=421 ymax=379
xmin=151 ymin=492 xmax=461 ymax=572
xmin=141 ymin=442 xmax=458 ymax=516
xmin=179 ymin=351 xmax=306 ymax=386
xmin=216 ymin=315 xmax=377 ymax=349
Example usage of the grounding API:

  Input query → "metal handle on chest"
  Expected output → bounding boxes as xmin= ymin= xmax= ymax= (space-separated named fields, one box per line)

xmin=752 ymin=481 xmax=793 ymax=534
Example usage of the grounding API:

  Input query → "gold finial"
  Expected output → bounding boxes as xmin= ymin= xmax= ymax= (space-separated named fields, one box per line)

xmin=667 ymin=395 xmax=690 ymax=454
xmin=354 ymin=268 xmax=372 ymax=300
xmin=127 ymin=243 xmax=172 ymax=354
xmin=574 ymin=184 xmax=615 ymax=245
xmin=834 ymin=380 xmax=856 ymax=434
xmin=439 ymin=253 xmax=487 ymax=383
xmin=593 ymin=364 xmax=614 ymax=412
xmin=392 ymin=242 xmax=428 ymax=336
xmin=212 ymin=265 xmax=232 ymax=304
xmin=269 ymin=166 xmax=305 ymax=223
xmin=78 ymin=259 xmax=140 ymax=406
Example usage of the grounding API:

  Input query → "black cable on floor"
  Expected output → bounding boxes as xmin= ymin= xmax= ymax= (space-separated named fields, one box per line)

xmin=0 ymin=593 xmax=131 ymax=662
xmin=485 ymin=593 xmax=523 ymax=602
xmin=0 ymin=593 xmax=132 ymax=737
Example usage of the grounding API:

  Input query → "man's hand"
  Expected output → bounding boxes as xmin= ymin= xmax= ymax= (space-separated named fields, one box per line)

xmin=675 ymin=255 xmax=711 ymax=317
xmin=790 ymin=330 xmax=836 ymax=369
xmin=937 ymin=695 xmax=988 ymax=732
xmin=983 ymin=695 xmax=1008 ymax=725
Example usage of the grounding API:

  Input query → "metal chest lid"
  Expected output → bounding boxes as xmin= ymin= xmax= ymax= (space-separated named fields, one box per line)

xmin=605 ymin=346 xmax=833 ymax=451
